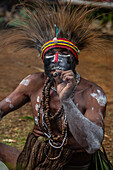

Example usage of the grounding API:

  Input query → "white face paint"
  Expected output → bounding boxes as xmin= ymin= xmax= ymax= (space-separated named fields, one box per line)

xmin=5 ymin=98 xmax=11 ymax=103
xmin=90 ymin=89 xmax=107 ymax=106
xmin=35 ymin=104 xmax=40 ymax=111
xmin=37 ymin=96 xmax=40 ymax=103
xmin=9 ymin=104 xmax=14 ymax=109
xmin=20 ymin=79 xmax=31 ymax=86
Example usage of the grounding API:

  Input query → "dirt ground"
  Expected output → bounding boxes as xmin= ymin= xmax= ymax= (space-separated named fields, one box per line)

xmin=0 ymin=29 xmax=113 ymax=164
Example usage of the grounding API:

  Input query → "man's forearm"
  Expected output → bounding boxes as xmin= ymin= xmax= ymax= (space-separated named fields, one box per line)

xmin=62 ymin=98 xmax=104 ymax=153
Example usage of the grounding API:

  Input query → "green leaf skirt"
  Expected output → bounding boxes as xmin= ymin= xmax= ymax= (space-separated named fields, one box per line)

xmin=90 ymin=145 xmax=113 ymax=170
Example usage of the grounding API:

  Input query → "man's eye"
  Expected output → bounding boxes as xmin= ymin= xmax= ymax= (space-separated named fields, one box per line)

xmin=62 ymin=52 xmax=68 ymax=55
xmin=45 ymin=51 xmax=54 ymax=56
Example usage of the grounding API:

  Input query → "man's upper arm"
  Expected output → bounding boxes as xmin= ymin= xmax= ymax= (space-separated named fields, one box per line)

xmin=84 ymin=87 xmax=107 ymax=128
xmin=0 ymin=75 xmax=32 ymax=118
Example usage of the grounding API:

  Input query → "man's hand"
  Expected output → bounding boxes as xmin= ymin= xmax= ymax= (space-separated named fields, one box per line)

xmin=53 ymin=70 xmax=76 ymax=101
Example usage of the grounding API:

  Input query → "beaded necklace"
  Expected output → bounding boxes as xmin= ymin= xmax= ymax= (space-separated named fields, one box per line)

xmin=35 ymin=72 xmax=80 ymax=159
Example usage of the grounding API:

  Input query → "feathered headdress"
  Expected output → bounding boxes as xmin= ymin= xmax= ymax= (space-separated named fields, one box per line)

xmin=5 ymin=0 xmax=104 ymax=61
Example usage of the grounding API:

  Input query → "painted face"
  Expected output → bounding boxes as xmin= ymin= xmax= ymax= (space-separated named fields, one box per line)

xmin=43 ymin=48 xmax=76 ymax=76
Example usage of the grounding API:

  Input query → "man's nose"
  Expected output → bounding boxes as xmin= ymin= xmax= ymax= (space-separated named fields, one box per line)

xmin=53 ymin=52 xmax=58 ymax=63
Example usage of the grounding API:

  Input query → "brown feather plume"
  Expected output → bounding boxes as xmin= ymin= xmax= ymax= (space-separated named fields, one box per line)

xmin=2 ymin=0 xmax=106 ymax=56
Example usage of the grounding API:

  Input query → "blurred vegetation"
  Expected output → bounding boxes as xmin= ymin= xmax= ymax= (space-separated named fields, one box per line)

xmin=88 ymin=8 xmax=113 ymax=25
xmin=0 ymin=1 xmax=113 ymax=29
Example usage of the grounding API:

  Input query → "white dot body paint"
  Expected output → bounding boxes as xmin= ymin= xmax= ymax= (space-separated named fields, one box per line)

xmin=92 ymin=107 xmax=94 ymax=111
xmin=5 ymin=98 xmax=11 ymax=103
xmin=62 ymin=98 xmax=103 ymax=153
xmin=5 ymin=98 xmax=14 ymax=109
xmin=35 ymin=116 xmax=38 ymax=125
xmin=35 ymin=104 xmax=40 ymax=111
xmin=76 ymin=103 xmax=79 ymax=107
xmin=90 ymin=89 xmax=107 ymax=107
xmin=99 ymin=109 xmax=104 ymax=120
xmin=37 ymin=96 xmax=40 ymax=103
xmin=20 ymin=79 xmax=31 ymax=86
xmin=40 ymin=109 xmax=43 ymax=114
xmin=26 ymin=75 xmax=31 ymax=79
xmin=9 ymin=104 xmax=14 ymax=109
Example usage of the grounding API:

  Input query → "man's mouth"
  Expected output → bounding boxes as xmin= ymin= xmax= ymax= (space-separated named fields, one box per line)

xmin=51 ymin=66 xmax=64 ymax=71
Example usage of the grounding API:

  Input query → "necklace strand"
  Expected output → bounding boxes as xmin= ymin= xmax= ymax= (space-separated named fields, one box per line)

xmin=35 ymin=72 xmax=80 ymax=159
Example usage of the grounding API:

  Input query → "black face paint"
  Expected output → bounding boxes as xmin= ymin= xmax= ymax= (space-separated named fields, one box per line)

xmin=44 ymin=53 xmax=76 ymax=76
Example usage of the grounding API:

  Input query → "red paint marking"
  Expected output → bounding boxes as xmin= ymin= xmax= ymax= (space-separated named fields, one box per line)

xmin=43 ymin=45 xmax=78 ymax=61
xmin=54 ymin=52 xmax=58 ymax=63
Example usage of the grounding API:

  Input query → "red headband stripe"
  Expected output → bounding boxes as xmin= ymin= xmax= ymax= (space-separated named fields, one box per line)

xmin=42 ymin=45 xmax=78 ymax=61
xmin=41 ymin=38 xmax=79 ymax=61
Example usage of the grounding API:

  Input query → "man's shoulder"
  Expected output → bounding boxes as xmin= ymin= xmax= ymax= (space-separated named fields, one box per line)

xmin=79 ymin=77 xmax=107 ymax=111
xmin=29 ymin=72 xmax=45 ymax=80
xmin=19 ymin=72 xmax=45 ymax=91
xmin=79 ymin=77 xmax=105 ymax=95
xmin=21 ymin=72 xmax=45 ymax=82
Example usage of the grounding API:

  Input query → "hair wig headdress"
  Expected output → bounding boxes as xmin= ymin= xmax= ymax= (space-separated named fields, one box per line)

xmin=5 ymin=0 xmax=104 ymax=61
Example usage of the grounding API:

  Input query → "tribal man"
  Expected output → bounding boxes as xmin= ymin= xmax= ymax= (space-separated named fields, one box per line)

xmin=0 ymin=1 xmax=108 ymax=170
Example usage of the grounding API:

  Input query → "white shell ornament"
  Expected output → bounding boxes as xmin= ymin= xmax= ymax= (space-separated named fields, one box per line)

xmin=53 ymin=37 xmax=57 ymax=43
xmin=78 ymin=49 xmax=80 ymax=54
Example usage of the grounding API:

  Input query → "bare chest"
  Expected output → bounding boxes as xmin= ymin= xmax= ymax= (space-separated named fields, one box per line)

xmin=30 ymin=88 xmax=86 ymax=149
xmin=30 ymin=88 xmax=85 ymax=126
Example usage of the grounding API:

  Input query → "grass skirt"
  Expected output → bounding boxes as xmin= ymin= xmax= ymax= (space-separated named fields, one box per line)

xmin=16 ymin=133 xmax=74 ymax=170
